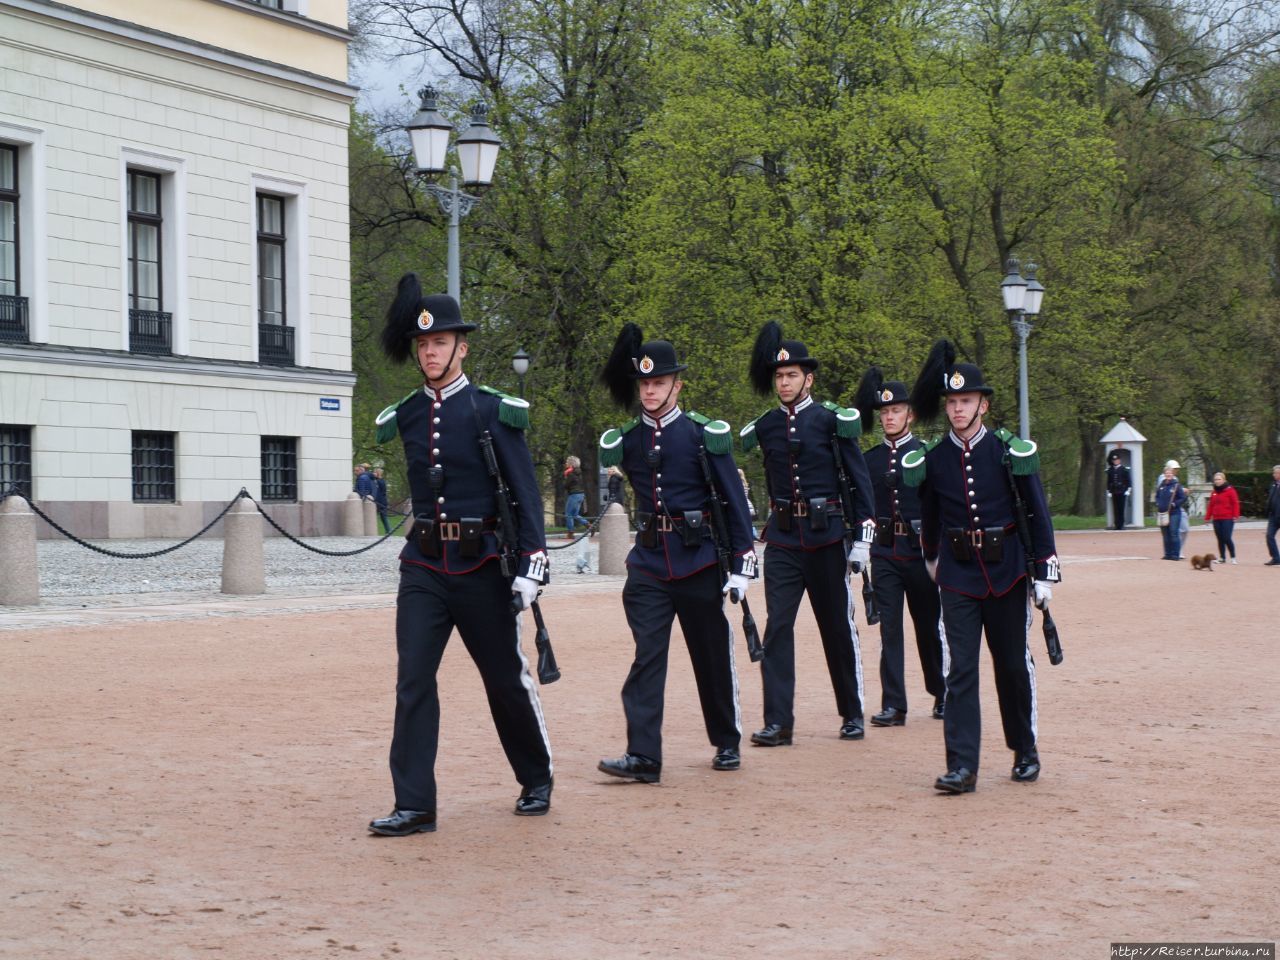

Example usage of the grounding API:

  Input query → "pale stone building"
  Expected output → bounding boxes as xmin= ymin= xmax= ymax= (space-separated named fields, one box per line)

xmin=0 ymin=0 xmax=356 ymax=537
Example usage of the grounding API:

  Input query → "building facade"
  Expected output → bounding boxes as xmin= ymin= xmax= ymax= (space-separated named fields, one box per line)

xmin=0 ymin=0 xmax=356 ymax=538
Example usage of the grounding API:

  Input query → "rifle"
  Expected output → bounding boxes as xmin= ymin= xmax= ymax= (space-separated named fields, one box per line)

xmin=829 ymin=433 xmax=879 ymax=625
xmin=697 ymin=447 xmax=763 ymax=663
xmin=477 ymin=419 xmax=562 ymax=685
xmin=1001 ymin=453 xmax=1063 ymax=666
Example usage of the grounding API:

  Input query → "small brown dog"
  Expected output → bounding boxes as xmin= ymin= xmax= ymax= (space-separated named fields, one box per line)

xmin=1189 ymin=554 xmax=1215 ymax=571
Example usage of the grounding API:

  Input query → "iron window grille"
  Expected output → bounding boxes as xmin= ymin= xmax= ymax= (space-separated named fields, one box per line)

xmin=261 ymin=436 xmax=298 ymax=502
xmin=131 ymin=431 xmax=176 ymax=503
xmin=0 ymin=424 xmax=32 ymax=498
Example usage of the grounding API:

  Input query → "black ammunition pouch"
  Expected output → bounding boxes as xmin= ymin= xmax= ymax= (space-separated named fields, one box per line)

xmin=945 ymin=525 xmax=1008 ymax=563
xmin=636 ymin=511 xmax=658 ymax=549
xmin=979 ymin=527 xmax=1006 ymax=563
xmin=458 ymin=517 xmax=485 ymax=558
xmin=945 ymin=528 xmax=972 ymax=563
xmin=773 ymin=500 xmax=793 ymax=533
xmin=807 ymin=497 xmax=830 ymax=532
xmin=876 ymin=518 xmax=894 ymax=547
xmin=908 ymin=519 xmax=922 ymax=549
xmin=681 ymin=510 xmax=709 ymax=548
xmin=412 ymin=514 xmax=440 ymax=559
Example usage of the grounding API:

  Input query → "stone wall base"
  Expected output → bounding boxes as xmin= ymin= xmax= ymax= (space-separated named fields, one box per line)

xmin=31 ymin=500 xmax=349 ymax=541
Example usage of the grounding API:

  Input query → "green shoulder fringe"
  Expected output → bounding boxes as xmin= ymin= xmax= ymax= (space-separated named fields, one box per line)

xmin=374 ymin=388 xmax=421 ymax=444
xmin=599 ymin=417 xmax=639 ymax=467
xmin=739 ymin=411 xmax=768 ymax=453
xmin=901 ymin=437 xmax=943 ymax=487
xmin=821 ymin=400 xmax=862 ymax=439
xmin=994 ymin=428 xmax=1041 ymax=475
xmin=477 ymin=384 xmax=531 ymax=430
xmin=688 ymin=410 xmax=733 ymax=455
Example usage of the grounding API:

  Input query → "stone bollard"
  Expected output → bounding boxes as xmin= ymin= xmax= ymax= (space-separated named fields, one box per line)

xmin=362 ymin=496 xmax=378 ymax=536
xmin=221 ymin=497 xmax=265 ymax=595
xmin=342 ymin=491 xmax=364 ymax=537
xmin=597 ymin=501 xmax=630 ymax=576
xmin=0 ymin=495 xmax=40 ymax=605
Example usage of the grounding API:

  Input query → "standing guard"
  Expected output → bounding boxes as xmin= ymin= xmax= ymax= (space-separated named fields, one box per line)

xmin=904 ymin=340 xmax=1060 ymax=794
xmin=739 ymin=322 xmax=876 ymax=747
xmin=854 ymin=367 xmax=946 ymax=728
xmin=367 ymin=274 xmax=553 ymax=835
xmin=596 ymin=323 xmax=758 ymax=783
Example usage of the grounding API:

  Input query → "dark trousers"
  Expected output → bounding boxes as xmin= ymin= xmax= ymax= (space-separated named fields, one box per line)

xmin=1161 ymin=508 xmax=1182 ymax=558
xmin=389 ymin=560 xmax=552 ymax=811
xmin=620 ymin=565 xmax=741 ymax=762
xmin=871 ymin=556 xmax=945 ymax=713
xmin=939 ymin=584 xmax=1036 ymax=775
xmin=759 ymin=541 xmax=864 ymax=728
xmin=1110 ymin=490 xmax=1127 ymax=529
xmin=1267 ymin=517 xmax=1280 ymax=562
xmin=1212 ymin=519 xmax=1236 ymax=560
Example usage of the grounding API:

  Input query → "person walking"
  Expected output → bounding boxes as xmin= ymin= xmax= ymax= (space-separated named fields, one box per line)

xmin=366 ymin=274 xmax=553 ymax=836
xmin=563 ymin=456 xmax=587 ymax=539
xmin=904 ymin=340 xmax=1061 ymax=794
xmin=1105 ymin=452 xmax=1131 ymax=530
xmin=738 ymin=322 xmax=876 ymax=747
xmin=1154 ymin=461 xmax=1188 ymax=560
xmin=596 ymin=323 xmax=757 ymax=783
xmin=1202 ymin=472 xmax=1240 ymax=564
xmin=1265 ymin=465 xmax=1280 ymax=566
xmin=372 ymin=467 xmax=390 ymax=534
xmin=854 ymin=366 xmax=946 ymax=727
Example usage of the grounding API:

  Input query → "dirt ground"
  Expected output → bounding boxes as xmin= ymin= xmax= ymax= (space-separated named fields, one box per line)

xmin=2 ymin=526 xmax=1277 ymax=960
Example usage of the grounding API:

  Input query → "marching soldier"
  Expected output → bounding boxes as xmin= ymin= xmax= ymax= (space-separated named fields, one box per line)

xmin=367 ymin=275 xmax=553 ymax=835
xmin=739 ymin=322 xmax=876 ymax=747
xmin=904 ymin=340 xmax=1060 ymax=794
xmin=854 ymin=367 xmax=946 ymax=727
xmin=596 ymin=323 xmax=757 ymax=783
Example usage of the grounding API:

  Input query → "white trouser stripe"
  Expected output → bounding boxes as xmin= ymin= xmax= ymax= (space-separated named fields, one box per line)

xmin=514 ymin=612 xmax=553 ymax=774
xmin=1024 ymin=593 xmax=1038 ymax=741
xmin=844 ymin=574 xmax=866 ymax=711
xmin=723 ymin=597 xmax=742 ymax=736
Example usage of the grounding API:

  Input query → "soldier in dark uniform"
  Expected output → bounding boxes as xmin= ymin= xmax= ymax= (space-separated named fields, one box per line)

xmin=904 ymin=340 xmax=1060 ymax=794
xmin=738 ymin=322 xmax=876 ymax=747
xmin=596 ymin=323 xmax=758 ymax=783
xmin=366 ymin=274 xmax=553 ymax=835
xmin=1105 ymin=451 xmax=1131 ymax=530
xmin=854 ymin=367 xmax=946 ymax=728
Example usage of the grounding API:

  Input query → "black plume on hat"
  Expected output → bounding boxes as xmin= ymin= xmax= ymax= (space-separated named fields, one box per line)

xmin=750 ymin=322 xmax=784 ymax=395
xmin=909 ymin=339 xmax=955 ymax=424
xmin=380 ymin=272 xmax=425 ymax=364
xmin=854 ymin=366 xmax=884 ymax=425
xmin=601 ymin=322 xmax=644 ymax=408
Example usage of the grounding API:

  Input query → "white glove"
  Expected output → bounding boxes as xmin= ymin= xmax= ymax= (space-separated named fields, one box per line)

xmin=847 ymin=541 xmax=871 ymax=573
xmin=723 ymin=573 xmax=750 ymax=602
xmin=1124 ymin=488 xmax=1131 ymax=496
xmin=512 ymin=576 xmax=540 ymax=611
xmin=925 ymin=557 xmax=938 ymax=582
xmin=1032 ymin=580 xmax=1052 ymax=609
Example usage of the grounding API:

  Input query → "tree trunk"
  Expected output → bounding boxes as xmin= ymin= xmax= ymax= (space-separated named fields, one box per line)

xmin=1071 ymin=416 xmax=1104 ymax=515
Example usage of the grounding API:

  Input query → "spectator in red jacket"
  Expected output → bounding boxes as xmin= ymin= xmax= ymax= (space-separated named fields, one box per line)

xmin=1203 ymin=471 xmax=1241 ymax=564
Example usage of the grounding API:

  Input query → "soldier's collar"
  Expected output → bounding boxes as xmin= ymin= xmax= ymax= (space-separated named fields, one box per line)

xmin=778 ymin=394 xmax=814 ymax=415
xmin=884 ymin=431 xmax=914 ymax=450
xmin=428 ymin=373 xmax=469 ymax=401
xmin=949 ymin=424 xmax=988 ymax=449
xmin=641 ymin=405 xmax=683 ymax=428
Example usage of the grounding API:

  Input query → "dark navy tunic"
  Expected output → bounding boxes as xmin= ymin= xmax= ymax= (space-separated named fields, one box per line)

xmin=915 ymin=426 xmax=1059 ymax=598
xmin=391 ymin=374 xmax=549 ymax=582
xmin=604 ymin=407 xmax=756 ymax=581
xmin=745 ymin=396 xmax=875 ymax=550
xmin=864 ymin=432 xmax=927 ymax=562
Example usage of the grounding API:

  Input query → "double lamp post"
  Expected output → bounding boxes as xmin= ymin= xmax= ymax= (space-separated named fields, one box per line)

xmin=406 ymin=86 xmax=531 ymax=395
xmin=1000 ymin=257 xmax=1046 ymax=441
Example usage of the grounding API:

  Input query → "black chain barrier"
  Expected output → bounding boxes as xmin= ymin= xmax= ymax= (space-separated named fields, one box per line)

xmin=544 ymin=512 xmax=601 ymax=550
xmin=245 ymin=492 xmax=410 ymax=557
xmin=0 ymin=487 xmax=249 ymax=559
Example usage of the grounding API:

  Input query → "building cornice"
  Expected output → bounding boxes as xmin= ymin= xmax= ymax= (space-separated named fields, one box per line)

xmin=1 ymin=343 xmax=357 ymax=389
xmin=0 ymin=0 xmax=359 ymax=100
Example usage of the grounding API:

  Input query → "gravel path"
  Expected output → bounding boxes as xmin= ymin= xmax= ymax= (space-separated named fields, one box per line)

xmin=34 ymin=532 xmax=601 ymax=598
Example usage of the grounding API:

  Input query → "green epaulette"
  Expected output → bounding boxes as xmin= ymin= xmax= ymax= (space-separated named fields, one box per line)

xmin=599 ymin=417 xmax=640 ymax=467
xmin=739 ymin=410 xmax=770 ymax=453
xmin=687 ymin=410 xmax=733 ymax=455
xmin=476 ymin=384 xmax=531 ymax=430
xmin=901 ymin=436 xmax=943 ymax=487
xmin=821 ymin=400 xmax=862 ymax=439
xmin=994 ymin=428 xmax=1041 ymax=475
xmin=374 ymin=388 xmax=422 ymax=444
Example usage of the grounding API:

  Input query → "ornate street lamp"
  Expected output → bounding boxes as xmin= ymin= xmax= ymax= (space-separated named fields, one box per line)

xmin=1001 ymin=257 xmax=1046 ymax=441
xmin=512 ymin=347 xmax=531 ymax=398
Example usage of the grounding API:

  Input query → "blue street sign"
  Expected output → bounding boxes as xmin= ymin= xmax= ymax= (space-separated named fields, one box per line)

xmin=320 ymin=398 xmax=340 ymax=411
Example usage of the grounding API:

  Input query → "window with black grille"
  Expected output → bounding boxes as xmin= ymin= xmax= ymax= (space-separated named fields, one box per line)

xmin=1 ymin=145 xmax=18 ymax=298
xmin=131 ymin=431 xmax=176 ymax=503
xmin=261 ymin=436 xmax=297 ymax=502
xmin=0 ymin=424 xmax=32 ymax=498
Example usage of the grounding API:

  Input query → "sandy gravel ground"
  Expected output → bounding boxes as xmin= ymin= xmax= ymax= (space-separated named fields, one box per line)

xmin=2 ymin=526 xmax=1277 ymax=959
